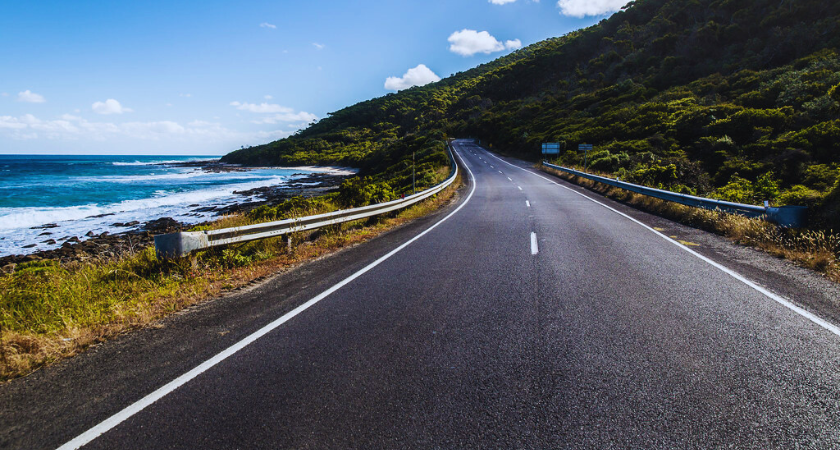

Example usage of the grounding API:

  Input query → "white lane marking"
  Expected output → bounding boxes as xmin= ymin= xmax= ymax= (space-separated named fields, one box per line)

xmin=57 ymin=145 xmax=480 ymax=450
xmin=526 ymin=200 xmax=531 ymax=208
xmin=483 ymin=149 xmax=840 ymax=338
xmin=490 ymin=165 xmax=494 ymax=169
xmin=499 ymin=171 xmax=503 ymax=174
xmin=507 ymin=177 xmax=512 ymax=181
xmin=518 ymin=186 xmax=523 ymax=191
xmin=531 ymin=232 xmax=539 ymax=255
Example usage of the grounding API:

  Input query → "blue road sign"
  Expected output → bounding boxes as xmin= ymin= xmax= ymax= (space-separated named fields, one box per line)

xmin=542 ymin=143 xmax=561 ymax=155
xmin=578 ymin=144 xmax=593 ymax=151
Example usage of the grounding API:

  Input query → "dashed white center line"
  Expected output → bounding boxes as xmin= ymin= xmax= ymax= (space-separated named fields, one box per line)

xmin=499 ymin=171 xmax=503 ymax=174
xmin=507 ymin=177 xmax=512 ymax=181
xmin=526 ymin=200 xmax=530 ymax=207
xmin=531 ymin=232 xmax=538 ymax=255
xmin=517 ymin=186 xmax=522 ymax=191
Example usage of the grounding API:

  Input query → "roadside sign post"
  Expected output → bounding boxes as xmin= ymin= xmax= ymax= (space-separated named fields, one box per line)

xmin=578 ymin=144 xmax=593 ymax=172
xmin=541 ymin=143 xmax=561 ymax=156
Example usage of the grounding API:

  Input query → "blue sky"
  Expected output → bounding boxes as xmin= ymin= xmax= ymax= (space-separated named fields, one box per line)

xmin=0 ymin=0 xmax=624 ymax=155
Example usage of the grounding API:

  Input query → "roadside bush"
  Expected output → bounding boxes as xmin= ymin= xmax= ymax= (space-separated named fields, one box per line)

xmin=337 ymin=177 xmax=396 ymax=207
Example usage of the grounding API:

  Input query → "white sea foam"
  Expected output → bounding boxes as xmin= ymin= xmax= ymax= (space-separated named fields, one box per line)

xmin=111 ymin=158 xmax=208 ymax=166
xmin=0 ymin=174 xmax=298 ymax=256
xmin=75 ymin=170 xmax=217 ymax=183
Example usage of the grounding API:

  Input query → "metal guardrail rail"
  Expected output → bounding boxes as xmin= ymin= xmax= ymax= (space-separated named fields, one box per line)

xmin=542 ymin=161 xmax=807 ymax=228
xmin=155 ymin=144 xmax=459 ymax=258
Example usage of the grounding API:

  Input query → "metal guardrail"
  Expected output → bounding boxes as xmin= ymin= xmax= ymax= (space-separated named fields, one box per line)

xmin=542 ymin=162 xmax=807 ymax=228
xmin=155 ymin=144 xmax=459 ymax=258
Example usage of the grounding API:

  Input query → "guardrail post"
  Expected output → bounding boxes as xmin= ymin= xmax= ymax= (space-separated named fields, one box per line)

xmin=765 ymin=206 xmax=808 ymax=228
xmin=154 ymin=231 xmax=209 ymax=259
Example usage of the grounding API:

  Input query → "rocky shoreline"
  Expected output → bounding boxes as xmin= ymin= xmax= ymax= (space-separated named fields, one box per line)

xmin=0 ymin=169 xmax=349 ymax=271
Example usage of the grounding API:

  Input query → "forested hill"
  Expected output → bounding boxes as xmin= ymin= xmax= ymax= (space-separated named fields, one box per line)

xmin=222 ymin=0 xmax=840 ymax=227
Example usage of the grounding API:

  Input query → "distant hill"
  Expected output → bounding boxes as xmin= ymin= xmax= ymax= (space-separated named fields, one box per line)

xmin=222 ymin=0 xmax=840 ymax=227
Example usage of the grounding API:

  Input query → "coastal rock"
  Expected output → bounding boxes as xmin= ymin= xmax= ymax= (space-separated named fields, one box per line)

xmin=67 ymin=237 xmax=80 ymax=243
xmin=111 ymin=221 xmax=140 ymax=227
xmin=144 ymin=217 xmax=181 ymax=233
xmin=30 ymin=223 xmax=59 ymax=230
xmin=1 ymin=263 xmax=15 ymax=274
xmin=85 ymin=231 xmax=95 ymax=237
xmin=23 ymin=244 xmax=37 ymax=249
xmin=38 ymin=232 xmax=52 ymax=236
xmin=43 ymin=239 xmax=57 ymax=245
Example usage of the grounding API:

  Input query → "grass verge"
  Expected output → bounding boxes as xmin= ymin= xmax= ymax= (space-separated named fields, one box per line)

xmin=540 ymin=165 xmax=840 ymax=283
xmin=0 ymin=173 xmax=463 ymax=382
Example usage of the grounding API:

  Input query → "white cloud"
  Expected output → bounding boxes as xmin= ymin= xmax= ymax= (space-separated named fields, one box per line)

xmin=260 ymin=22 xmax=276 ymax=29
xmin=1 ymin=92 xmax=8 ymax=97
xmin=251 ymin=111 xmax=318 ymax=124
xmin=264 ymin=95 xmax=273 ymax=99
xmin=505 ymin=39 xmax=522 ymax=50
xmin=489 ymin=0 xmax=517 ymax=4
xmin=384 ymin=64 xmax=441 ymax=91
xmin=0 ymin=116 xmax=29 ymax=129
xmin=448 ymin=29 xmax=519 ymax=56
xmin=557 ymin=0 xmax=626 ymax=17
xmin=312 ymin=42 xmax=325 ymax=50
xmin=229 ymin=101 xmax=317 ymax=123
xmin=17 ymin=90 xmax=46 ymax=103
xmin=0 ymin=113 xmax=294 ymax=144
xmin=230 ymin=101 xmax=291 ymax=113
xmin=92 ymin=99 xmax=132 ymax=115
xmin=179 ymin=93 xmax=191 ymax=97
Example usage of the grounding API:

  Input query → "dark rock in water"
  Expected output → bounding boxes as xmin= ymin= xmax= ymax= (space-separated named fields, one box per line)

xmin=194 ymin=206 xmax=217 ymax=213
xmin=88 ymin=213 xmax=116 ymax=219
xmin=30 ymin=223 xmax=59 ymax=230
xmin=85 ymin=231 xmax=95 ymax=237
xmin=38 ymin=232 xmax=53 ymax=236
xmin=43 ymin=239 xmax=57 ymax=245
xmin=22 ymin=244 xmax=37 ymax=249
xmin=144 ymin=217 xmax=181 ymax=233
xmin=188 ymin=204 xmax=200 ymax=207
xmin=112 ymin=221 xmax=140 ymax=227
xmin=67 ymin=236 xmax=81 ymax=243
xmin=99 ymin=232 xmax=110 ymax=238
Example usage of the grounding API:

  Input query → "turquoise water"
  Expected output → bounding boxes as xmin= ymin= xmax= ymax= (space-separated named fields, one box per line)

xmin=0 ymin=155 xmax=319 ymax=256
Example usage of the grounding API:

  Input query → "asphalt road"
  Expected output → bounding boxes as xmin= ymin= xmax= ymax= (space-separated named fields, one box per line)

xmin=5 ymin=140 xmax=840 ymax=449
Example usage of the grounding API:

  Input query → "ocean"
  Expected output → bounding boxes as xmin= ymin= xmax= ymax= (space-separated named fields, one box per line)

xmin=0 ymin=155 xmax=323 ymax=256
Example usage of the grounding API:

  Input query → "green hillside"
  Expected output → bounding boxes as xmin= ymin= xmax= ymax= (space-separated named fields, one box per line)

xmin=222 ymin=0 xmax=840 ymax=228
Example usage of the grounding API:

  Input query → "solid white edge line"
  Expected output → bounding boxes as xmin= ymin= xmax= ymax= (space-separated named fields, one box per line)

xmin=57 ymin=143 xmax=479 ymax=450
xmin=531 ymin=232 xmax=539 ymax=255
xmin=482 ymin=148 xmax=840 ymax=339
